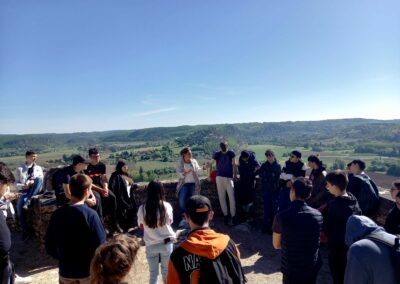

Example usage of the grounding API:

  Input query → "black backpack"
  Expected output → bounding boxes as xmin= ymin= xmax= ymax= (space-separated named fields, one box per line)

xmin=198 ymin=239 xmax=247 ymax=284
xmin=355 ymin=174 xmax=380 ymax=215
xmin=51 ymin=168 xmax=65 ymax=196
xmin=367 ymin=234 xmax=400 ymax=283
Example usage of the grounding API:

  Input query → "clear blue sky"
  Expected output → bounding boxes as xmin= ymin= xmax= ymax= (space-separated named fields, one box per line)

xmin=1 ymin=0 xmax=399 ymax=134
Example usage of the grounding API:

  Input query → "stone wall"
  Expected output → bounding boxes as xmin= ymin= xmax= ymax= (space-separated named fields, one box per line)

xmin=28 ymin=170 xmax=395 ymax=250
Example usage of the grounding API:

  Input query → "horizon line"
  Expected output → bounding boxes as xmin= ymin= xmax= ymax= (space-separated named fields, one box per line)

xmin=1 ymin=117 xmax=399 ymax=136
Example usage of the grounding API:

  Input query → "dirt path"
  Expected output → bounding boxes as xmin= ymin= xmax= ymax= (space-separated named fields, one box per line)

xmin=11 ymin=218 xmax=333 ymax=284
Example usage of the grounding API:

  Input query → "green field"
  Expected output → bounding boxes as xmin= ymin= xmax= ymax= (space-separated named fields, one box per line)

xmin=248 ymin=144 xmax=400 ymax=170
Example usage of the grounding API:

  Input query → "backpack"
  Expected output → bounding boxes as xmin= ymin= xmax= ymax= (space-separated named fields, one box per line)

xmin=51 ymin=168 xmax=65 ymax=196
xmin=198 ymin=239 xmax=247 ymax=284
xmin=367 ymin=234 xmax=400 ymax=283
xmin=355 ymin=175 xmax=380 ymax=215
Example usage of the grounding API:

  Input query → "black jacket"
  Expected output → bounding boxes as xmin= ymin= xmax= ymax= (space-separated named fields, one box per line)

xmin=325 ymin=193 xmax=361 ymax=250
xmin=109 ymin=172 xmax=136 ymax=210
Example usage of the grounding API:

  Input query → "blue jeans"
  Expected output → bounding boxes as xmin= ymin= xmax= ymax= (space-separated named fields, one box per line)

xmin=17 ymin=176 xmax=43 ymax=231
xmin=178 ymin=183 xmax=195 ymax=213
xmin=145 ymin=242 xmax=173 ymax=284
xmin=278 ymin=188 xmax=291 ymax=213
xmin=263 ymin=190 xmax=279 ymax=227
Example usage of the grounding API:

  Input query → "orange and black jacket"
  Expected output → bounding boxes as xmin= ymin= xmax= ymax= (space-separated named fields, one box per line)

xmin=166 ymin=228 xmax=240 ymax=284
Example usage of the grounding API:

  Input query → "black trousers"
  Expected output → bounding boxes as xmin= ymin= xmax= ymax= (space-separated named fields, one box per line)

xmin=328 ymin=249 xmax=347 ymax=284
xmin=101 ymin=189 xmax=118 ymax=224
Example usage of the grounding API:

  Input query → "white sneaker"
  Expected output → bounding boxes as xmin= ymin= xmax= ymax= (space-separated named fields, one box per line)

xmin=14 ymin=274 xmax=32 ymax=284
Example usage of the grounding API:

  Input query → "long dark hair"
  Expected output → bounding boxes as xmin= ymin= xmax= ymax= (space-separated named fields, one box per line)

xmin=115 ymin=160 xmax=133 ymax=185
xmin=144 ymin=181 xmax=166 ymax=229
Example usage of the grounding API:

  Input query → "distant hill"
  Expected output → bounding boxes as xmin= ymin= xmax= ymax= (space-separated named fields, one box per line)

xmin=0 ymin=118 xmax=399 ymax=157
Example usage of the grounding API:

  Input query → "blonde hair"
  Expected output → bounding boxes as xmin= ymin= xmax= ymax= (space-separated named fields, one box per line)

xmin=90 ymin=234 xmax=140 ymax=284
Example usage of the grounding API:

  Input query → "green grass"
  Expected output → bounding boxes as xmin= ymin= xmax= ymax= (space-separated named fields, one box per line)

xmin=248 ymin=144 xmax=400 ymax=169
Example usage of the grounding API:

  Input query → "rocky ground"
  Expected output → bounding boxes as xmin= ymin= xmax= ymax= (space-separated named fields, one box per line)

xmin=11 ymin=217 xmax=333 ymax=284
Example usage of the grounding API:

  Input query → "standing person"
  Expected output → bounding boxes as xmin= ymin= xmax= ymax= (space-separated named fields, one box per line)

xmin=15 ymin=150 xmax=44 ymax=239
xmin=108 ymin=160 xmax=137 ymax=234
xmin=257 ymin=149 xmax=281 ymax=234
xmin=166 ymin=195 xmax=246 ymax=284
xmin=0 ymin=162 xmax=16 ymax=283
xmin=85 ymin=148 xmax=121 ymax=234
xmin=344 ymin=215 xmax=399 ymax=284
xmin=325 ymin=171 xmax=361 ymax=284
xmin=137 ymin=181 xmax=175 ymax=284
xmin=384 ymin=180 xmax=400 ymax=235
xmin=237 ymin=150 xmax=260 ymax=223
xmin=307 ymin=155 xmax=332 ymax=210
xmin=46 ymin=174 xmax=106 ymax=284
xmin=278 ymin=150 xmax=306 ymax=212
xmin=272 ymin=178 xmax=323 ymax=284
xmin=175 ymin=147 xmax=202 ymax=227
xmin=90 ymin=234 xmax=140 ymax=284
xmin=0 ymin=162 xmax=32 ymax=284
xmin=347 ymin=159 xmax=380 ymax=216
xmin=208 ymin=142 xmax=237 ymax=225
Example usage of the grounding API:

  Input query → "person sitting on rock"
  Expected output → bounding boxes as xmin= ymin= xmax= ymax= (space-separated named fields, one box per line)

xmin=85 ymin=148 xmax=122 ymax=234
xmin=15 ymin=150 xmax=44 ymax=240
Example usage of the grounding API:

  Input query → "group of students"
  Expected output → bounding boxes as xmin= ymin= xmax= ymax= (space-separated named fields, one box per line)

xmin=46 ymin=172 xmax=244 ymax=284
xmin=176 ymin=142 xmax=400 ymax=284
xmin=1 ymin=143 xmax=400 ymax=284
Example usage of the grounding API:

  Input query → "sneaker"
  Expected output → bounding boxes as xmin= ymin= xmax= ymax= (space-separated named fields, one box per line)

xmin=15 ymin=274 xmax=32 ymax=284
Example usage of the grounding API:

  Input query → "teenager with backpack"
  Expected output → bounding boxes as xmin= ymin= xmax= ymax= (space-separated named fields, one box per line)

xmin=345 ymin=215 xmax=399 ymax=284
xmin=167 ymin=195 xmax=246 ymax=284
xmin=347 ymin=159 xmax=380 ymax=216
xmin=137 ymin=181 xmax=176 ymax=284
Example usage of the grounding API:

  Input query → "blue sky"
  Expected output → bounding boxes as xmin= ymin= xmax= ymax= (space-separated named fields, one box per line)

xmin=0 ymin=0 xmax=399 ymax=134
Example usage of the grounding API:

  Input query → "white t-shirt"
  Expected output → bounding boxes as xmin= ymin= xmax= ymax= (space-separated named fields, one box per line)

xmin=183 ymin=162 xmax=195 ymax=183
xmin=125 ymin=179 xmax=131 ymax=198
xmin=137 ymin=201 xmax=176 ymax=245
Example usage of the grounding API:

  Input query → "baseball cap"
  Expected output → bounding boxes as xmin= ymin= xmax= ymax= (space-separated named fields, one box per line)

xmin=72 ymin=155 xmax=90 ymax=166
xmin=185 ymin=195 xmax=212 ymax=215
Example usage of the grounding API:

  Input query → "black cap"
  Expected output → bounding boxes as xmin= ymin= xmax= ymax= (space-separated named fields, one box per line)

xmin=186 ymin=195 xmax=212 ymax=215
xmin=350 ymin=159 xmax=366 ymax=171
xmin=72 ymin=155 xmax=90 ymax=166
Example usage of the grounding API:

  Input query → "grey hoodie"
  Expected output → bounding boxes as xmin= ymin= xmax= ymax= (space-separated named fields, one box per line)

xmin=344 ymin=215 xmax=398 ymax=284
